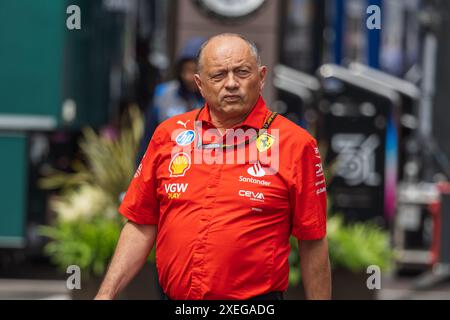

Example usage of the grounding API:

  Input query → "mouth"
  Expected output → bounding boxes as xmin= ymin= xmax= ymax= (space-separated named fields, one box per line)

xmin=223 ymin=95 xmax=241 ymax=102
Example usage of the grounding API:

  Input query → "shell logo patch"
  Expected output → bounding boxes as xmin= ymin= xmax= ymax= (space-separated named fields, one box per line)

xmin=169 ymin=152 xmax=191 ymax=177
xmin=256 ymin=133 xmax=275 ymax=152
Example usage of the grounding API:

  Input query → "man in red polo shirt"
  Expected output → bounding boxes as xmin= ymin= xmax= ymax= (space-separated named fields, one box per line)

xmin=96 ymin=33 xmax=331 ymax=300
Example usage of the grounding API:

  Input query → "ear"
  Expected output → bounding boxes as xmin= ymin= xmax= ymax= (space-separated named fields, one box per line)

xmin=259 ymin=66 xmax=267 ymax=92
xmin=194 ymin=74 xmax=204 ymax=97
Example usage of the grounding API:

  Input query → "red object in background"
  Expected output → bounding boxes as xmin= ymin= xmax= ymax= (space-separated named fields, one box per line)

xmin=429 ymin=182 xmax=450 ymax=265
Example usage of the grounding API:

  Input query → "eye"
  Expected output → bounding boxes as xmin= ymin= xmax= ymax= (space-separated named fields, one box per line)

xmin=237 ymin=69 xmax=250 ymax=77
xmin=211 ymin=72 xmax=225 ymax=81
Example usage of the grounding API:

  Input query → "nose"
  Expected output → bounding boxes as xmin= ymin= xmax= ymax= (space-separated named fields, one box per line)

xmin=224 ymin=72 xmax=239 ymax=90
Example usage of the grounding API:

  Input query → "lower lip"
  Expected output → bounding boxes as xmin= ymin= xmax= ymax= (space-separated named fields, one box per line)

xmin=224 ymin=96 xmax=241 ymax=102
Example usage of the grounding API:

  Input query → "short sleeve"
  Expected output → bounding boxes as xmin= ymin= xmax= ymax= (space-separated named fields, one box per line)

xmin=290 ymin=138 xmax=327 ymax=240
xmin=119 ymin=133 xmax=161 ymax=225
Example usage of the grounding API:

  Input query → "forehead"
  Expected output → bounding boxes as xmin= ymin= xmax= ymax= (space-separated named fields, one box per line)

xmin=201 ymin=37 xmax=256 ymax=69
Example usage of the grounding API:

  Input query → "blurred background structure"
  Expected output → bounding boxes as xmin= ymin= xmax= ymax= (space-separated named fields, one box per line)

xmin=1 ymin=0 xmax=450 ymax=299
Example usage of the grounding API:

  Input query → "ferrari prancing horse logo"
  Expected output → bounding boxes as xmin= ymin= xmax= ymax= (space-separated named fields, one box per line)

xmin=256 ymin=133 xmax=275 ymax=152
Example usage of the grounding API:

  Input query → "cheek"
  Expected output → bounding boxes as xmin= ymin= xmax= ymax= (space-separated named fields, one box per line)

xmin=243 ymin=80 xmax=260 ymax=95
xmin=205 ymin=84 xmax=221 ymax=97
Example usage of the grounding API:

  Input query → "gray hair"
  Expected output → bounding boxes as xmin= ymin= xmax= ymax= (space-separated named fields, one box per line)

xmin=196 ymin=33 xmax=261 ymax=73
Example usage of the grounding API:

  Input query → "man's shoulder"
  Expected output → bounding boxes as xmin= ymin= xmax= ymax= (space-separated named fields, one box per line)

xmin=153 ymin=109 xmax=200 ymax=140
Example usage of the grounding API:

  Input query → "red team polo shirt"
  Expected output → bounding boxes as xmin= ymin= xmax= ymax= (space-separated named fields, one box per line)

xmin=119 ymin=96 xmax=327 ymax=300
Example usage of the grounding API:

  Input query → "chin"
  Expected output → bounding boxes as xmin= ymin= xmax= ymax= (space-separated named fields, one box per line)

xmin=221 ymin=103 xmax=244 ymax=113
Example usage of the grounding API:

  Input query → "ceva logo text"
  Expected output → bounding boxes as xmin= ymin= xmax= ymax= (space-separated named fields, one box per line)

xmin=239 ymin=190 xmax=265 ymax=202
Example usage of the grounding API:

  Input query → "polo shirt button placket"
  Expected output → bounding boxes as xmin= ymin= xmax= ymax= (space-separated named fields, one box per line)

xmin=190 ymin=150 xmax=223 ymax=299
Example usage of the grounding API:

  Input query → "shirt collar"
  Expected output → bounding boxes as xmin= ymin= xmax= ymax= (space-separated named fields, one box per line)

xmin=196 ymin=96 xmax=270 ymax=130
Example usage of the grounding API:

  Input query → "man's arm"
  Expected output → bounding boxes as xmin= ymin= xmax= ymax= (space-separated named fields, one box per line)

xmin=95 ymin=221 xmax=157 ymax=300
xmin=298 ymin=237 xmax=332 ymax=300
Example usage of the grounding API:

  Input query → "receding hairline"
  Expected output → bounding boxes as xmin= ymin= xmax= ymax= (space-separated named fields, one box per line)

xmin=196 ymin=33 xmax=261 ymax=72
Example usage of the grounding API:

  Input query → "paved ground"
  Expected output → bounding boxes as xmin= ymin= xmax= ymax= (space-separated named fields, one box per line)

xmin=1 ymin=275 xmax=450 ymax=300
xmin=0 ymin=279 xmax=70 ymax=300
xmin=1 ymin=258 xmax=450 ymax=300
xmin=377 ymin=273 xmax=450 ymax=300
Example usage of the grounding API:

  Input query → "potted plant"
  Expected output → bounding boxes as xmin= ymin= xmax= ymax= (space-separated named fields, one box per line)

xmin=39 ymin=106 xmax=161 ymax=300
xmin=327 ymin=215 xmax=393 ymax=299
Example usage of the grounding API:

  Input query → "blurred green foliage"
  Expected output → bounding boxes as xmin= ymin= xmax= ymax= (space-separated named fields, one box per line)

xmin=39 ymin=106 xmax=147 ymax=277
xmin=39 ymin=216 xmax=121 ymax=277
xmin=288 ymin=215 xmax=393 ymax=287
xmin=327 ymin=215 xmax=393 ymax=273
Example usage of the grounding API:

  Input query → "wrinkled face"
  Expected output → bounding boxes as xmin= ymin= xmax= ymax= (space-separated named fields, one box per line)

xmin=194 ymin=36 xmax=266 ymax=119
xmin=180 ymin=60 xmax=199 ymax=93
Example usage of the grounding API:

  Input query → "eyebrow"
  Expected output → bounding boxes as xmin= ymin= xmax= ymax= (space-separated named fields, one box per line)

xmin=208 ymin=62 xmax=253 ymax=72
